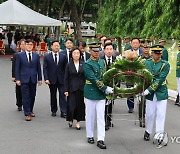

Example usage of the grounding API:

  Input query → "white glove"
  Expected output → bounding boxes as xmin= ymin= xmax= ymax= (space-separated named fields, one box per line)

xmin=142 ymin=89 xmax=150 ymax=96
xmin=105 ymin=86 xmax=114 ymax=94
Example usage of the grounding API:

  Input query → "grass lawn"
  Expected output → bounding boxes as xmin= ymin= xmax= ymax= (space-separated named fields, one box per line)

xmin=166 ymin=40 xmax=179 ymax=90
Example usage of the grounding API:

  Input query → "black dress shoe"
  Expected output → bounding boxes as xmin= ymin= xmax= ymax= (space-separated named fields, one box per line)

xmin=105 ymin=124 xmax=109 ymax=131
xmin=51 ymin=112 xmax=56 ymax=117
xmin=128 ymin=108 xmax=134 ymax=113
xmin=144 ymin=131 xmax=150 ymax=141
xmin=17 ymin=107 xmax=22 ymax=111
xmin=60 ymin=112 xmax=66 ymax=118
xmin=107 ymin=121 xmax=113 ymax=127
xmin=97 ymin=140 xmax=106 ymax=149
xmin=76 ymin=126 xmax=81 ymax=130
xmin=87 ymin=137 xmax=94 ymax=144
xmin=68 ymin=121 xmax=73 ymax=127
xmin=139 ymin=120 xmax=145 ymax=128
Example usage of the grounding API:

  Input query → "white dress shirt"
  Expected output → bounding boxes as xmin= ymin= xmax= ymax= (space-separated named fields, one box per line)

xmin=105 ymin=55 xmax=112 ymax=64
xmin=74 ymin=63 xmax=79 ymax=72
xmin=66 ymin=48 xmax=70 ymax=62
xmin=132 ymin=49 xmax=140 ymax=56
xmin=52 ymin=52 xmax=59 ymax=64
xmin=25 ymin=51 xmax=32 ymax=62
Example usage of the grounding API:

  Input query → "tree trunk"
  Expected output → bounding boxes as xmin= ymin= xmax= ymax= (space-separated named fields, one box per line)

xmin=117 ymin=37 xmax=122 ymax=55
xmin=80 ymin=0 xmax=87 ymax=21
xmin=47 ymin=0 xmax=53 ymax=36
xmin=58 ymin=0 xmax=67 ymax=19
xmin=70 ymin=0 xmax=82 ymax=41
xmin=98 ymin=0 xmax=102 ymax=9
xmin=43 ymin=0 xmax=49 ymax=35
xmin=56 ymin=0 xmax=67 ymax=40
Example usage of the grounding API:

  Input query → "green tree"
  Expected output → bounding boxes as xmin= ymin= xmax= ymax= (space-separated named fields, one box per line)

xmin=142 ymin=0 xmax=180 ymax=38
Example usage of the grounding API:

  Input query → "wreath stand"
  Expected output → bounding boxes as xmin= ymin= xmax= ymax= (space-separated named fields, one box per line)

xmin=105 ymin=75 xmax=147 ymax=127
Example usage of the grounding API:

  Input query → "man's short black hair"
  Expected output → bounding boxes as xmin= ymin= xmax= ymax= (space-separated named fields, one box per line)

xmin=104 ymin=42 xmax=113 ymax=49
xmin=65 ymin=38 xmax=74 ymax=43
xmin=25 ymin=39 xmax=34 ymax=43
xmin=51 ymin=40 xmax=59 ymax=46
xmin=77 ymin=41 xmax=86 ymax=47
xmin=99 ymin=35 xmax=107 ymax=41
xmin=104 ymin=38 xmax=112 ymax=44
xmin=131 ymin=37 xmax=140 ymax=43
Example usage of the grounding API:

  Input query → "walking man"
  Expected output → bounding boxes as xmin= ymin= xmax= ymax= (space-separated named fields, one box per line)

xmin=16 ymin=39 xmax=42 ymax=121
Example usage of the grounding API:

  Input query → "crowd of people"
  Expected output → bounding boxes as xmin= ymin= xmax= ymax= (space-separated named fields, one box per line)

xmin=11 ymin=34 xmax=180 ymax=149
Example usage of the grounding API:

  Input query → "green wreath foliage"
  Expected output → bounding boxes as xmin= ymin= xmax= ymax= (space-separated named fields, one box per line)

xmin=103 ymin=57 xmax=153 ymax=99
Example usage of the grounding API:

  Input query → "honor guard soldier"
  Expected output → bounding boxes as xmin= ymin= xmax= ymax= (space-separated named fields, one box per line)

xmin=142 ymin=45 xmax=170 ymax=141
xmin=84 ymin=42 xmax=113 ymax=149
xmin=175 ymin=42 xmax=180 ymax=106
xmin=138 ymin=39 xmax=151 ymax=127
xmin=159 ymin=39 xmax=168 ymax=61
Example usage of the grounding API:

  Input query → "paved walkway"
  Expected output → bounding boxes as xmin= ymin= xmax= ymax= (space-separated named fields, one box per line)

xmin=0 ymin=56 xmax=179 ymax=154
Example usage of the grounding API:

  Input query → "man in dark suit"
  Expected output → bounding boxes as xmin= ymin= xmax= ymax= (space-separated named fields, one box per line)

xmin=16 ymin=39 xmax=42 ymax=121
xmin=43 ymin=40 xmax=68 ymax=118
xmin=60 ymin=38 xmax=74 ymax=62
xmin=101 ymin=42 xmax=116 ymax=130
xmin=77 ymin=41 xmax=90 ymax=62
xmin=100 ymin=38 xmax=119 ymax=57
xmin=12 ymin=39 xmax=26 ymax=111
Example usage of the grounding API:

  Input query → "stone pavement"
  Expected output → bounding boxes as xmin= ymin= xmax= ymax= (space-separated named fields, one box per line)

xmin=0 ymin=56 xmax=179 ymax=154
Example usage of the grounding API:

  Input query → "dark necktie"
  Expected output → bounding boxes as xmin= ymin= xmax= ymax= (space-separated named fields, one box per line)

xmin=81 ymin=53 xmax=84 ymax=62
xmin=29 ymin=53 xmax=31 ymax=63
xmin=108 ymin=58 xmax=111 ymax=67
xmin=55 ymin=53 xmax=57 ymax=64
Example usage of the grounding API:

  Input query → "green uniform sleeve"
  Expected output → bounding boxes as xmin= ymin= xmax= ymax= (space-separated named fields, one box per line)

xmin=124 ymin=44 xmax=131 ymax=51
xmin=177 ymin=53 xmax=180 ymax=67
xmin=147 ymin=62 xmax=170 ymax=93
xmin=162 ymin=48 xmax=168 ymax=61
xmin=84 ymin=62 xmax=107 ymax=92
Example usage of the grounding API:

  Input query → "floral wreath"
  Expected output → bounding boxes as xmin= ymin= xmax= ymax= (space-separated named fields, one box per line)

xmin=103 ymin=55 xmax=153 ymax=99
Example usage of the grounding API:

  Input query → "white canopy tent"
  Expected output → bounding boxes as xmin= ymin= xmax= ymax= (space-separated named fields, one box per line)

xmin=0 ymin=0 xmax=62 ymax=26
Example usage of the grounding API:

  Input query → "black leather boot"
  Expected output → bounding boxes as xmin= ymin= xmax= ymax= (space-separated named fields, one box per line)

xmin=175 ymin=94 xmax=179 ymax=105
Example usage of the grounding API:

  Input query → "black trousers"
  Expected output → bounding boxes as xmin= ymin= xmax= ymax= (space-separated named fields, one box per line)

xmin=138 ymin=96 xmax=146 ymax=120
xmin=48 ymin=82 xmax=67 ymax=113
xmin=105 ymin=100 xmax=113 ymax=123
xmin=15 ymin=84 xmax=22 ymax=107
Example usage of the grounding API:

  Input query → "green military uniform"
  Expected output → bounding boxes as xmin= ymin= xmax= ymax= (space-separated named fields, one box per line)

xmin=47 ymin=38 xmax=53 ymax=51
xmin=143 ymin=45 xmax=170 ymax=141
xmin=84 ymin=58 xmax=107 ymax=100
xmin=59 ymin=37 xmax=67 ymax=50
xmin=159 ymin=39 xmax=168 ymax=61
xmin=124 ymin=43 xmax=131 ymax=51
xmin=175 ymin=42 xmax=180 ymax=105
xmin=84 ymin=43 xmax=111 ymax=149
xmin=161 ymin=47 xmax=168 ymax=61
xmin=176 ymin=52 xmax=180 ymax=77
xmin=112 ymin=42 xmax=117 ymax=50
xmin=145 ymin=58 xmax=170 ymax=101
